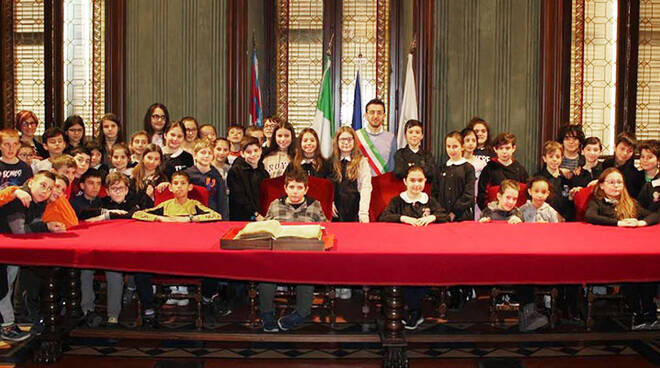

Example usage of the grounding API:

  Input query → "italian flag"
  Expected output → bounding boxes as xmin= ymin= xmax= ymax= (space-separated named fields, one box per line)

xmin=311 ymin=56 xmax=334 ymax=159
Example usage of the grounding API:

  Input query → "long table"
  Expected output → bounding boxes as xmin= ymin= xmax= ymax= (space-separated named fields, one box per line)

xmin=1 ymin=220 xmax=659 ymax=367
xmin=1 ymin=220 xmax=658 ymax=285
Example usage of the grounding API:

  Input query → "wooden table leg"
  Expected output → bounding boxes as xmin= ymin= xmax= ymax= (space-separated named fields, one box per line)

xmin=381 ymin=286 xmax=408 ymax=368
xmin=67 ymin=268 xmax=82 ymax=322
xmin=32 ymin=268 xmax=62 ymax=364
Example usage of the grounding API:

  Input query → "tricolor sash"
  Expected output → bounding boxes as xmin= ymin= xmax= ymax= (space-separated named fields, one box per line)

xmin=356 ymin=129 xmax=387 ymax=175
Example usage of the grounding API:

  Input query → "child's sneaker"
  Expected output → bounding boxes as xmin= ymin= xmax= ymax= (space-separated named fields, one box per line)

xmin=177 ymin=299 xmax=190 ymax=307
xmin=122 ymin=286 xmax=136 ymax=305
xmin=277 ymin=311 xmax=305 ymax=331
xmin=261 ymin=312 xmax=278 ymax=332
xmin=83 ymin=311 xmax=103 ymax=328
xmin=107 ymin=316 xmax=119 ymax=325
xmin=1 ymin=324 xmax=31 ymax=342
xmin=403 ymin=309 xmax=424 ymax=330
xmin=337 ymin=288 xmax=352 ymax=300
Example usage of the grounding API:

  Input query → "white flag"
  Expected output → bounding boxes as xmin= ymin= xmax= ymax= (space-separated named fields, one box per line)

xmin=397 ymin=53 xmax=419 ymax=149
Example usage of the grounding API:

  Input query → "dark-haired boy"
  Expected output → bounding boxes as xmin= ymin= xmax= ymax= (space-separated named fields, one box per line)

xmin=259 ymin=169 xmax=327 ymax=332
xmin=227 ymin=136 xmax=269 ymax=220
xmin=31 ymin=127 xmax=66 ymax=173
xmin=558 ymin=124 xmax=586 ymax=180
xmin=393 ymin=120 xmax=435 ymax=179
xmin=477 ymin=133 xmax=528 ymax=210
xmin=226 ymin=124 xmax=245 ymax=165
xmin=0 ymin=171 xmax=64 ymax=341
xmin=602 ymin=132 xmax=644 ymax=197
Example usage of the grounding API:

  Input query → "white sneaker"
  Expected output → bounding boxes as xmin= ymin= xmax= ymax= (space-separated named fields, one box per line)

xmin=177 ymin=299 xmax=190 ymax=307
xmin=165 ymin=298 xmax=178 ymax=305
xmin=178 ymin=286 xmax=189 ymax=295
xmin=337 ymin=288 xmax=352 ymax=300
xmin=108 ymin=316 xmax=118 ymax=324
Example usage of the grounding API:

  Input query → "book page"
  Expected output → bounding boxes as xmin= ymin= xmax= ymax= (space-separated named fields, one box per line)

xmin=235 ymin=220 xmax=282 ymax=240
xmin=276 ymin=224 xmax=323 ymax=240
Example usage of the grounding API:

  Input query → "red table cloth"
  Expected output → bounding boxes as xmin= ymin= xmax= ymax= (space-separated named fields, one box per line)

xmin=0 ymin=220 xmax=658 ymax=286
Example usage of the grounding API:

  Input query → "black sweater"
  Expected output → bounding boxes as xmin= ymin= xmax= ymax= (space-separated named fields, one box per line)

xmin=227 ymin=157 xmax=269 ymax=220
xmin=584 ymin=197 xmax=659 ymax=226
xmin=602 ymin=158 xmax=644 ymax=197
xmin=571 ymin=162 xmax=604 ymax=188
xmin=379 ymin=194 xmax=449 ymax=223
xmin=0 ymin=188 xmax=48 ymax=234
xmin=285 ymin=159 xmax=332 ymax=179
xmin=432 ymin=161 xmax=475 ymax=221
xmin=536 ymin=167 xmax=573 ymax=220
xmin=477 ymin=159 xmax=528 ymax=210
xmin=163 ymin=150 xmax=194 ymax=179
xmin=637 ymin=174 xmax=660 ymax=213
xmin=393 ymin=147 xmax=435 ymax=180
xmin=101 ymin=196 xmax=140 ymax=219
xmin=185 ymin=165 xmax=229 ymax=219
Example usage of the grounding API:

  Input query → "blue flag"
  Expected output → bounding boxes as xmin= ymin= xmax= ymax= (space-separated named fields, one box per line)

xmin=351 ymin=71 xmax=362 ymax=130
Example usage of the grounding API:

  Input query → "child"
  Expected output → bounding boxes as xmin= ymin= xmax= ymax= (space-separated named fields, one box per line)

xmin=432 ymin=131 xmax=475 ymax=222
xmin=143 ymin=103 xmax=169 ymax=146
xmin=262 ymin=121 xmax=296 ymax=178
xmin=637 ymin=140 xmax=660 ymax=213
xmin=15 ymin=110 xmax=47 ymax=160
xmin=130 ymin=144 xmax=167 ymax=209
xmin=109 ymin=143 xmax=132 ymax=177
xmin=17 ymin=144 xmax=36 ymax=167
xmin=393 ymin=120 xmax=435 ymax=180
xmin=184 ymin=139 xmax=229 ymax=218
xmin=133 ymin=171 xmax=222 ymax=222
xmin=199 ymin=124 xmax=218 ymax=143
xmin=379 ymin=166 xmax=448 ymax=329
xmin=63 ymin=115 xmax=86 ymax=154
xmin=462 ymin=128 xmax=487 ymax=219
xmin=259 ymin=169 xmax=328 ymax=332
xmin=585 ymin=168 xmax=659 ymax=330
xmin=129 ymin=130 xmax=149 ymax=168
xmin=262 ymin=117 xmax=279 ymax=148
xmin=69 ymin=169 xmax=120 ymax=221
xmin=245 ymin=126 xmax=265 ymax=147
xmin=585 ymin=168 xmax=659 ymax=227
xmin=42 ymin=174 xmax=79 ymax=229
xmin=467 ymin=117 xmax=494 ymax=161
xmin=50 ymin=155 xmax=77 ymax=190
xmin=330 ymin=126 xmax=372 ymax=223
xmin=286 ymin=128 xmax=331 ymax=178
xmin=212 ymin=138 xmax=231 ymax=181
xmin=226 ymin=124 xmax=245 ymax=165
xmin=96 ymin=113 xmax=124 ymax=167
xmin=101 ymin=172 xmax=139 ymax=219
xmin=571 ymin=137 xmax=603 ymax=189
xmin=535 ymin=141 xmax=572 ymax=220
xmin=479 ymin=179 xmax=523 ymax=224
xmin=477 ymin=133 xmax=528 ymax=210
xmin=70 ymin=169 xmax=130 ymax=327
xmin=32 ymin=127 xmax=66 ymax=173
xmin=181 ymin=116 xmax=199 ymax=153
xmin=519 ymin=176 xmax=560 ymax=223
xmin=0 ymin=129 xmax=33 ymax=190
xmin=0 ymin=171 xmax=64 ymax=342
xmin=162 ymin=121 xmax=194 ymax=179
xmin=558 ymin=124 xmax=585 ymax=180
xmin=602 ymin=132 xmax=644 ymax=197
xmin=227 ymin=137 xmax=269 ymax=220
xmin=86 ymin=141 xmax=108 ymax=179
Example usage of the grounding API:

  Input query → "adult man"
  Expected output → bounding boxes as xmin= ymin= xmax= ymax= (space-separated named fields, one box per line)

xmin=355 ymin=99 xmax=397 ymax=176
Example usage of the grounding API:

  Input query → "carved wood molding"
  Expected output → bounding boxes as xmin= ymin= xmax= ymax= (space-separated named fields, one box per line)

xmin=275 ymin=0 xmax=289 ymax=122
xmin=375 ymin=0 xmax=390 ymax=108
xmin=0 ymin=0 xmax=14 ymax=127
xmin=571 ymin=0 xmax=584 ymax=126
xmin=616 ymin=0 xmax=640 ymax=135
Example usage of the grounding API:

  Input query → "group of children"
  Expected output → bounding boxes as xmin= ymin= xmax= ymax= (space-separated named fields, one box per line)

xmin=1 ymin=104 xmax=659 ymax=338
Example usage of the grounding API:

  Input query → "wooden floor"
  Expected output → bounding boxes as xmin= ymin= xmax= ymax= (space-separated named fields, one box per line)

xmin=15 ymin=355 xmax=659 ymax=368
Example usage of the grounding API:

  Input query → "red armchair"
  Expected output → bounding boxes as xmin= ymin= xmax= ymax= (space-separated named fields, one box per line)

xmin=573 ymin=185 xmax=595 ymax=222
xmin=369 ymin=172 xmax=432 ymax=222
xmin=485 ymin=183 xmax=528 ymax=209
xmin=259 ymin=176 xmax=334 ymax=221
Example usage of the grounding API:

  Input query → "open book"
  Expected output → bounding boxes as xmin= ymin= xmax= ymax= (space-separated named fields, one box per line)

xmin=234 ymin=220 xmax=323 ymax=240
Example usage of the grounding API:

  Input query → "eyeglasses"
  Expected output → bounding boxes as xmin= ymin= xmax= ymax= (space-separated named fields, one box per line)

xmin=604 ymin=180 xmax=624 ymax=186
xmin=22 ymin=121 xmax=38 ymax=127
xmin=108 ymin=186 xmax=128 ymax=192
xmin=151 ymin=114 xmax=166 ymax=121
xmin=338 ymin=137 xmax=354 ymax=143
xmin=185 ymin=128 xmax=198 ymax=133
